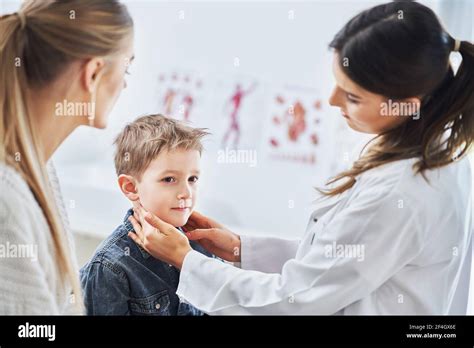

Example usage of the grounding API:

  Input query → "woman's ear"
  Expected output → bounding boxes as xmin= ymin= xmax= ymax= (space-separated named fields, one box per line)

xmin=82 ymin=57 xmax=106 ymax=93
xmin=118 ymin=174 xmax=140 ymax=201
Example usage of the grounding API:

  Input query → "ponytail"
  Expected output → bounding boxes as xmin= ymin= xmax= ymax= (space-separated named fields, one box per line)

xmin=322 ymin=1 xmax=474 ymax=196
xmin=1 ymin=0 xmax=133 ymax=312
xmin=418 ymin=38 xmax=474 ymax=171
xmin=0 ymin=10 xmax=84 ymax=312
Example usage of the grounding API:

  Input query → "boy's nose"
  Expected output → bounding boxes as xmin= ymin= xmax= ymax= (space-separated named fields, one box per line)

xmin=177 ymin=184 xmax=192 ymax=199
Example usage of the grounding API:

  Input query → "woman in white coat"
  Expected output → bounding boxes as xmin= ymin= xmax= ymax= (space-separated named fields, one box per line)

xmin=128 ymin=1 xmax=474 ymax=314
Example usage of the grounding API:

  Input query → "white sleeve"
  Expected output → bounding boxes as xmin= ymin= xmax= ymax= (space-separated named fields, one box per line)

xmin=176 ymin=183 xmax=425 ymax=315
xmin=0 ymin=191 xmax=60 ymax=315
xmin=240 ymin=235 xmax=300 ymax=273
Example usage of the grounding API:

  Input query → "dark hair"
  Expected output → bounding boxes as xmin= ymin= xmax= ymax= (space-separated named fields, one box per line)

xmin=321 ymin=0 xmax=474 ymax=196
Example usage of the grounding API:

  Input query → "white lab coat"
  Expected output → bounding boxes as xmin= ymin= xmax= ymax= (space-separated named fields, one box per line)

xmin=176 ymin=157 xmax=473 ymax=314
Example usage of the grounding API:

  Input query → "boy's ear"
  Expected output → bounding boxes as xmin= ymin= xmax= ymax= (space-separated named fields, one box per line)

xmin=118 ymin=174 xmax=139 ymax=201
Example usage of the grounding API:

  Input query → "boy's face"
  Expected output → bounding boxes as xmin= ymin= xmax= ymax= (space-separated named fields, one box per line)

xmin=134 ymin=148 xmax=201 ymax=227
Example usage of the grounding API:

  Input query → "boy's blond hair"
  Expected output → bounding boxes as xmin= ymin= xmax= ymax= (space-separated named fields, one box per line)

xmin=114 ymin=114 xmax=209 ymax=179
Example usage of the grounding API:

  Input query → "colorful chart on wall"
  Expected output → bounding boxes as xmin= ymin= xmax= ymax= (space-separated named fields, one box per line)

xmin=155 ymin=71 xmax=206 ymax=125
xmin=261 ymin=85 xmax=324 ymax=165
xmin=210 ymin=76 xmax=264 ymax=150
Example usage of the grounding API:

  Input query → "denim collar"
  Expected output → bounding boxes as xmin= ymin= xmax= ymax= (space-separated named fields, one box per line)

xmin=123 ymin=208 xmax=184 ymax=260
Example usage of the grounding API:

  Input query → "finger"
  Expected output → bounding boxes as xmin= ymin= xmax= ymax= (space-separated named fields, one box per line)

xmin=182 ymin=218 xmax=198 ymax=232
xmin=133 ymin=209 xmax=140 ymax=224
xmin=188 ymin=211 xmax=207 ymax=223
xmin=128 ymin=215 xmax=144 ymax=241
xmin=128 ymin=231 xmax=145 ymax=249
xmin=191 ymin=211 xmax=223 ymax=229
xmin=132 ymin=199 xmax=143 ymax=212
xmin=185 ymin=211 xmax=210 ymax=229
xmin=144 ymin=212 xmax=171 ymax=234
xmin=132 ymin=201 xmax=144 ymax=222
xmin=185 ymin=228 xmax=214 ymax=241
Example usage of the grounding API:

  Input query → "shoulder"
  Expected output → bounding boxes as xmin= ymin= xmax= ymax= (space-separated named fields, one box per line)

xmin=81 ymin=222 xmax=139 ymax=277
xmin=353 ymin=156 xmax=471 ymax=225
xmin=346 ymin=158 xmax=418 ymax=210
xmin=0 ymin=162 xmax=45 ymax=241
xmin=0 ymin=162 xmax=36 ymax=210
xmin=356 ymin=156 xmax=470 ymax=197
xmin=356 ymin=157 xmax=417 ymax=190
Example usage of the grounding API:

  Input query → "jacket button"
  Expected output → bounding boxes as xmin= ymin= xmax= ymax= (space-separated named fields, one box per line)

xmin=155 ymin=303 xmax=161 ymax=310
xmin=313 ymin=217 xmax=318 ymax=222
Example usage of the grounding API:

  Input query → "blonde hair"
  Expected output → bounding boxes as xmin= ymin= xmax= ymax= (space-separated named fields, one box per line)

xmin=114 ymin=114 xmax=210 ymax=179
xmin=0 ymin=0 xmax=133 ymax=311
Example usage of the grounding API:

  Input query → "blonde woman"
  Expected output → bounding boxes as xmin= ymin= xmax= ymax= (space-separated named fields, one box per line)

xmin=0 ymin=0 xmax=134 ymax=314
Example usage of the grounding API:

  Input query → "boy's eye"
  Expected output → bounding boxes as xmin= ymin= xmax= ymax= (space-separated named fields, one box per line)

xmin=162 ymin=177 xmax=176 ymax=183
xmin=189 ymin=176 xmax=199 ymax=183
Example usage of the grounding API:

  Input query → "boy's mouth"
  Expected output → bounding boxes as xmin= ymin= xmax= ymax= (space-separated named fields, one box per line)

xmin=171 ymin=207 xmax=190 ymax=212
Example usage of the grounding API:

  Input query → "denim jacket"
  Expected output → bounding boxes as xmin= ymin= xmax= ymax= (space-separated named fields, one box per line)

xmin=80 ymin=209 xmax=213 ymax=315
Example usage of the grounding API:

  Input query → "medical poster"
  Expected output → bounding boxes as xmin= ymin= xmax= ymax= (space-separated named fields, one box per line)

xmin=209 ymin=76 xmax=264 ymax=150
xmin=261 ymin=85 xmax=324 ymax=165
xmin=155 ymin=71 xmax=206 ymax=125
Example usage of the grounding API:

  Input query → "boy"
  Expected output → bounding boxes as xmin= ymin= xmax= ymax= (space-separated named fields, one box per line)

xmin=80 ymin=114 xmax=212 ymax=315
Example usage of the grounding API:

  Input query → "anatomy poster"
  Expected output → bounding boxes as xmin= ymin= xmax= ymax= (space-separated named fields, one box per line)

xmin=155 ymin=71 xmax=206 ymax=124
xmin=261 ymin=85 xmax=324 ymax=165
xmin=210 ymin=76 xmax=263 ymax=150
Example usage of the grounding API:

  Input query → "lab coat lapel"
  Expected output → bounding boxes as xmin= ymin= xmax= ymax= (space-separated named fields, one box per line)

xmin=310 ymin=189 xmax=349 ymax=217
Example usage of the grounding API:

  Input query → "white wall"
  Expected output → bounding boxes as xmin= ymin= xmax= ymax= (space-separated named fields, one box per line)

xmin=50 ymin=0 xmax=384 ymax=239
